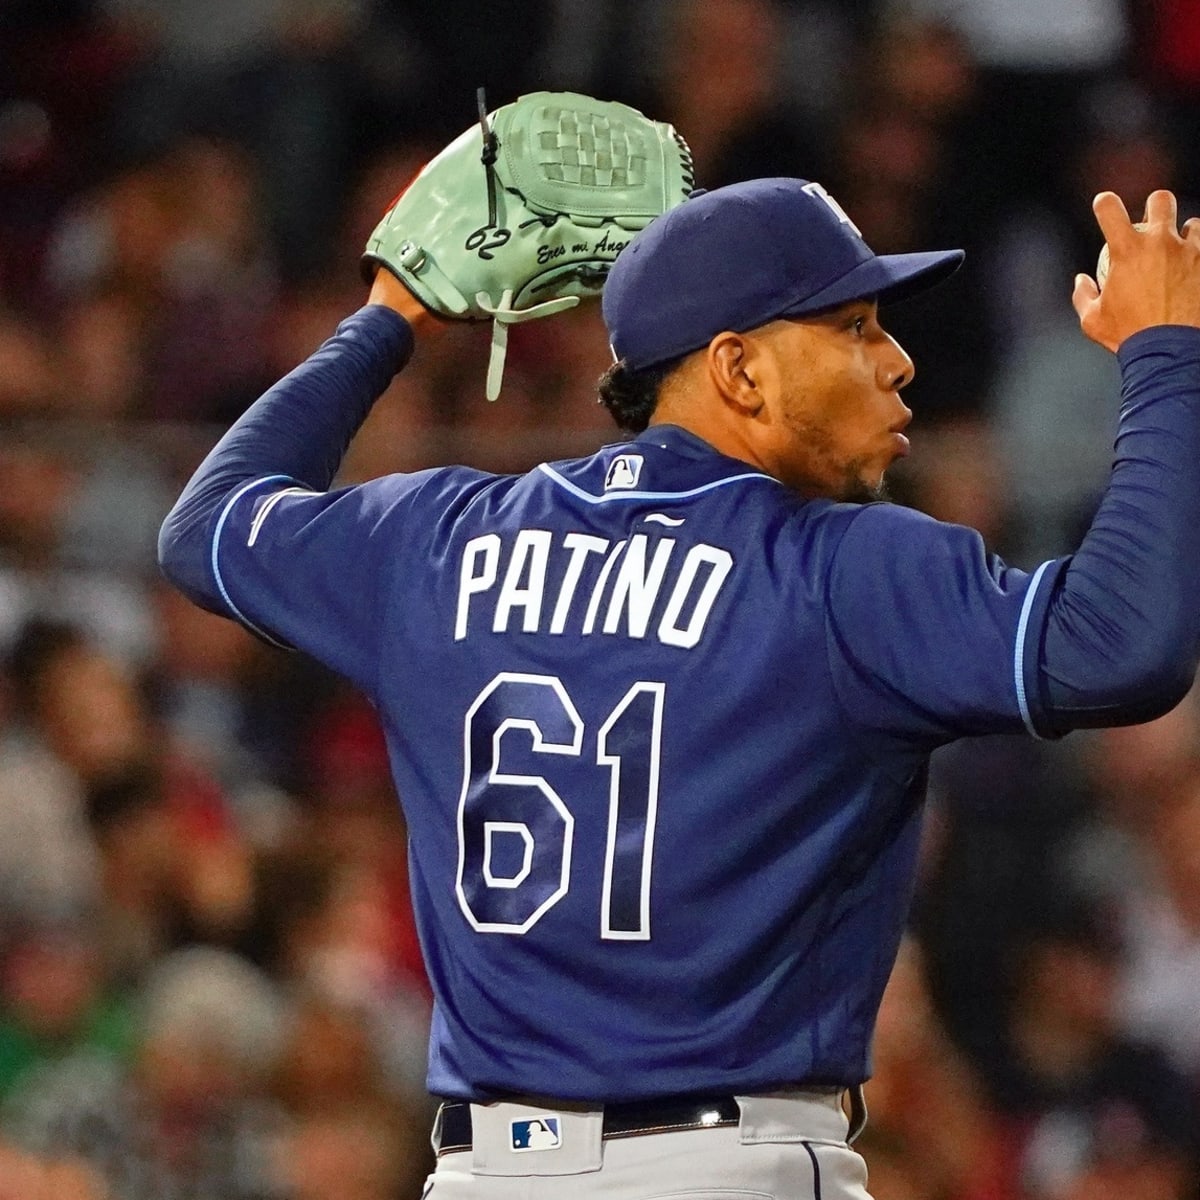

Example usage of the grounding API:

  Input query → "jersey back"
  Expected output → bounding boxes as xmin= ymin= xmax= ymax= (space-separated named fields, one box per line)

xmin=213 ymin=424 xmax=1060 ymax=1101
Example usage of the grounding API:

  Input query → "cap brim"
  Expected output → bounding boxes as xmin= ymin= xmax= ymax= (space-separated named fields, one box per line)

xmin=786 ymin=249 xmax=965 ymax=316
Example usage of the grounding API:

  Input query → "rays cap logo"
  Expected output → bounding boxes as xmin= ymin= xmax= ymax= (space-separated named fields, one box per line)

xmin=605 ymin=453 xmax=644 ymax=491
xmin=510 ymin=1115 xmax=563 ymax=1152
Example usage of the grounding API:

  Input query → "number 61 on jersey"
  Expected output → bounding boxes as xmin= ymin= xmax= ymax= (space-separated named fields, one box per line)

xmin=456 ymin=673 xmax=664 ymax=940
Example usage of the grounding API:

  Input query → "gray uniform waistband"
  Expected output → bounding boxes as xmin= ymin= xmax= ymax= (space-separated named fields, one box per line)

xmin=434 ymin=1084 xmax=868 ymax=1157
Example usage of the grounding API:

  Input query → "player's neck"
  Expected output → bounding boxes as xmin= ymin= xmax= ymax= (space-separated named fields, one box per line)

xmin=647 ymin=407 xmax=777 ymax=483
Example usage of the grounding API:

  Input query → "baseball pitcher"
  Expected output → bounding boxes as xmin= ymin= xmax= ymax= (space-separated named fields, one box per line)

xmin=160 ymin=90 xmax=1200 ymax=1200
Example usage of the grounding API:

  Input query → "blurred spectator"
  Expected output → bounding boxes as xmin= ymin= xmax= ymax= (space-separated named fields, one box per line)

xmin=0 ymin=429 xmax=159 ymax=583
xmin=2 ymin=945 xmax=286 ymax=1199
xmin=645 ymin=0 xmax=827 ymax=188
xmin=899 ymin=0 xmax=1129 ymax=211
xmin=986 ymin=80 xmax=1196 ymax=564
xmin=989 ymin=329 xmax=1120 ymax=566
xmin=276 ymin=1105 xmax=430 ymax=1200
xmin=863 ymin=938 xmax=1017 ymax=1200
xmin=987 ymin=79 xmax=1186 ymax=349
xmin=292 ymin=697 xmax=429 ymax=1005
xmin=1141 ymin=0 xmax=1200 ymax=201
xmin=0 ymin=707 xmax=98 ymax=932
xmin=270 ymin=988 xmax=433 ymax=1184
xmin=149 ymin=579 xmax=301 ymax=847
xmin=1049 ymin=1112 xmax=1199 ymax=1200
xmin=99 ymin=0 xmax=372 ymax=279
xmin=980 ymin=896 xmax=1198 ymax=1200
xmin=1114 ymin=775 xmax=1200 ymax=1085
xmin=0 ymin=426 xmax=169 ymax=661
xmin=0 ymin=312 xmax=57 ymax=415
xmin=0 ymin=914 xmax=134 ymax=1103
xmin=386 ymin=1 xmax=558 ymax=142
xmin=889 ymin=417 xmax=1009 ymax=546
xmin=86 ymin=764 xmax=188 ymax=986
xmin=11 ymin=619 xmax=154 ymax=786
xmin=1050 ymin=688 xmax=1200 ymax=1089
xmin=55 ymin=284 xmax=148 ymax=419
xmin=7 ymin=621 xmax=259 ymax=977
xmin=0 ymin=1139 xmax=106 ymax=1200
xmin=250 ymin=836 xmax=428 ymax=1097
xmin=830 ymin=18 xmax=996 ymax=424
xmin=0 ymin=4 xmax=139 ymax=307
xmin=918 ymin=731 xmax=1094 ymax=1074
xmin=44 ymin=134 xmax=280 ymax=422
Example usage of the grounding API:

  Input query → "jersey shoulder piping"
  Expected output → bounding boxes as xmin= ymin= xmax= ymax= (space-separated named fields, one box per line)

xmin=211 ymin=473 xmax=305 ymax=650
xmin=536 ymin=462 xmax=782 ymax=504
xmin=1013 ymin=559 xmax=1055 ymax=739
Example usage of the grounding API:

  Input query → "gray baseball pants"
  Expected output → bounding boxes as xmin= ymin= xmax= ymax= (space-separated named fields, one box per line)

xmin=424 ymin=1089 xmax=874 ymax=1200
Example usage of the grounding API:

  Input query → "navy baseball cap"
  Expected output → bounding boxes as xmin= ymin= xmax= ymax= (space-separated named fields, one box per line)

xmin=602 ymin=177 xmax=964 ymax=370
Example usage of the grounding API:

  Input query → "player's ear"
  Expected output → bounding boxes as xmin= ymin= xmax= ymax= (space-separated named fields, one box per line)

xmin=707 ymin=331 xmax=766 ymax=416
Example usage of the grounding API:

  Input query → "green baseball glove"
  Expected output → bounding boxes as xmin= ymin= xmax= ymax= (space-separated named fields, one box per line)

xmin=363 ymin=89 xmax=695 ymax=399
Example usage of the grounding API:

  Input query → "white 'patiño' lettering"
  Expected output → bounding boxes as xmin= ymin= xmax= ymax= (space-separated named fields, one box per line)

xmin=456 ymin=534 xmax=501 ymax=640
xmin=550 ymin=533 xmax=608 ymax=633
xmin=603 ymin=534 xmax=675 ymax=638
xmin=658 ymin=545 xmax=733 ymax=648
xmin=454 ymin=530 xmax=734 ymax=648
xmin=493 ymin=530 xmax=552 ymax=633
xmin=582 ymin=540 xmax=626 ymax=635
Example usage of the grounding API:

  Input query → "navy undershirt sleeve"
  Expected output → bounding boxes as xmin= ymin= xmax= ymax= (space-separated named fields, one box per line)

xmin=1038 ymin=325 xmax=1200 ymax=729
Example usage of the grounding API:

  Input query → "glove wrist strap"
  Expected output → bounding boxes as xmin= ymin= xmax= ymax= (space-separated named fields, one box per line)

xmin=476 ymin=290 xmax=581 ymax=401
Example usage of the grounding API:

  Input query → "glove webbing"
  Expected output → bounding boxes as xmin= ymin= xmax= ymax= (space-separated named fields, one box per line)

xmin=475 ymin=86 xmax=584 ymax=400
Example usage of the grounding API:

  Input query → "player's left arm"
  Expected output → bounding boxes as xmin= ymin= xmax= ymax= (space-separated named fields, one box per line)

xmin=825 ymin=325 xmax=1200 ymax=743
xmin=823 ymin=505 xmax=1067 ymax=742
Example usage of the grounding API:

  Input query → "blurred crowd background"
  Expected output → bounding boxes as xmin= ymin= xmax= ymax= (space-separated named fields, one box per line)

xmin=1 ymin=0 xmax=1200 ymax=1197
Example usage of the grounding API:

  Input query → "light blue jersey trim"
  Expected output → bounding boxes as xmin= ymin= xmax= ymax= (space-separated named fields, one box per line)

xmin=1014 ymin=560 xmax=1054 ymax=738
xmin=211 ymin=474 xmax=298 ymax=650
xmin=536 ymin=462 xmax=780 ymax=504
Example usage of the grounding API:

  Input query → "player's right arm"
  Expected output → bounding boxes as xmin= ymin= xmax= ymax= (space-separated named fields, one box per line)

xmin=156 ymin=268 xmax=452 ymax=692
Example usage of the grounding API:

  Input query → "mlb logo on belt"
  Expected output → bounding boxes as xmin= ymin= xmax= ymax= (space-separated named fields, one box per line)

xmin=510 ymin=1115 xmax=562 ymax=1152
xmin=605 ymin=454 xmax=644 ymax=491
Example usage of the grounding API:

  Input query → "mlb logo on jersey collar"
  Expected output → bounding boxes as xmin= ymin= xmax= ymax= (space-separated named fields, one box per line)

xmin=605 ymin=454 xmax=643 ymax=490
xmin=510 ymin=1115 xmax=563 ymax=1152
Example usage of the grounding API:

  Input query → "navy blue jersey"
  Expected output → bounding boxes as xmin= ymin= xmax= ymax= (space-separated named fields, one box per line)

xmin=208 ymin=426 xmax=1063 ymax=1100
xmin=160 ymin=307 xmax=1200 ymax=1104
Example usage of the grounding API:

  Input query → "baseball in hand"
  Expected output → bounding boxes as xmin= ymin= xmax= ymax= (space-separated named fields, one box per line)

xmin=1096 ymin=222 xmax=1148 ymax=289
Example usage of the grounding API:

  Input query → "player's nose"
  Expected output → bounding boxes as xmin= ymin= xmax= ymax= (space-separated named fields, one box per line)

xmin=877 ymin=332 xmax=915 ymax=392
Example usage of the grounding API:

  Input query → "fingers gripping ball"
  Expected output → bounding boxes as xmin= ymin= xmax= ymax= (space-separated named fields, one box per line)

xmin=363 ymin=90 xmax=695 ymax=399
xmin=1096 ymin=222 xmax=1149 ymax=289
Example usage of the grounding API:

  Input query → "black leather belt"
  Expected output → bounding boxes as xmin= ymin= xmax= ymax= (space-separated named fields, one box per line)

xmin=434 ymin=1087 xmax=867 ymax=1155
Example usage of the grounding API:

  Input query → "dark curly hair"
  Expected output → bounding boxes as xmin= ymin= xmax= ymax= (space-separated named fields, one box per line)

xmin=597 ymin=355 xmax=686 ymax=434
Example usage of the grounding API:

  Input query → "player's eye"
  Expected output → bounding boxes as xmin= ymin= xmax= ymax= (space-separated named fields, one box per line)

xmin=849 ymin=315 xmax=867 ymax=337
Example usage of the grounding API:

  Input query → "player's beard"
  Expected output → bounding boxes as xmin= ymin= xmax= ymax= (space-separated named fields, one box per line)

xmin=780 ymin=408 xmax=892 ymax=503
xmin=841 ymin=470 xmax=891 ymax=505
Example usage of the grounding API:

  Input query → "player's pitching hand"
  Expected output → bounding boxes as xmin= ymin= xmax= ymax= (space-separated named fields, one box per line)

xmin=1073 ymin=189 xmax=1200 ymax=353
